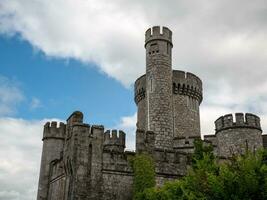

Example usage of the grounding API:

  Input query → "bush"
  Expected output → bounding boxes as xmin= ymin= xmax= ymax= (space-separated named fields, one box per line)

xmin=132 ymin=153 xmax=156 ymax=199
xmin=136 ymin=140 xmax=267 ymax=200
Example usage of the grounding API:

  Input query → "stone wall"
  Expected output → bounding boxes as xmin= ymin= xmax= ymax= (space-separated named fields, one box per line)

xmin=47 ymin=160 xmax=65 ymax=200
xmin=102 ymin=171 xmax=133 ymax=200
xmin=215 ymin=113 xmax=262 ymax=158
xmin=37 ymin=121 xmax=65 ymax=200
xmin=263 ymin=134 xmax=267 ymax=148
xmin=40 ymin=111 xmax=137 ymax=200
xmin=135 ymin=70 xmax=203 ymax=146
xmin=145 ymin=26 xmax=174 ymax=150
xmin=135 ymin=75 xmax=146 ymax=131
xmin=172 ymin=70 xmax=202 ymax=138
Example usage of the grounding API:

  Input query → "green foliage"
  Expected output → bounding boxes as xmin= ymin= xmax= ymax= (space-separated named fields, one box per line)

xmin=132 ymin=153 xmax=156 ymax=200
xmin=192 ymin=139 xmax=214 ymax=166
xmin=137 ymin=140 xmax=267 ymax=200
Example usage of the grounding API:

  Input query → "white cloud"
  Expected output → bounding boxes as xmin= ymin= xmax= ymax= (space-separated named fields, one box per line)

xmin=0 ymin=75 xmax=24 ymax=116
xmin=0 ymin=1 xmax=267 ymax=197
xmin=0 ymin=117 xmax=61 ymax=200
xmin=0 ymin=0 xmax=266 ymax=87
xmin=0 ymin=0 xmax=147 ymax=86
xmin=113 ymin=113 xmax=137 ymax=150
xmin=1 ymin=0 xmax=267 ymax=121
xmin=0 ymin=0 xmax=267 ymax=126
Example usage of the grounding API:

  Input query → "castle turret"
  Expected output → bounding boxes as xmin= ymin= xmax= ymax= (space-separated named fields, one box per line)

xmin=104 ymin=130 xmax=126 ymax=152
xmin=172 ymin=71 xmax=202 ymax=150
xmin=62 ymin=111 xmax=105 ymax=200
xmin=135 ymin=26 xmax=203 ymax=152
xmin=215 ymin=113 xmax=263 ymax=158
xmin=145 ymin=26 xmax=174 ymax=150
xmin=37 ymin=121 xmax=66 ymax=200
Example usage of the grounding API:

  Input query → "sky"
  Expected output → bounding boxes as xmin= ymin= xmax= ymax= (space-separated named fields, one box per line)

xmin=0 ymin=0 xmax=267 ymax=199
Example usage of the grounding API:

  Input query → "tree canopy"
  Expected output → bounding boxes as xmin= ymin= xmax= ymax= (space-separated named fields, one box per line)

xmin=135 ymin=140 xmax=267 ymax=200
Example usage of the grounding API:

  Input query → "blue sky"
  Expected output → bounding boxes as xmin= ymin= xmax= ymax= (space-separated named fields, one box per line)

xmin=0 ymin=0 xmax=267 ymax=199
xmin=0 ymin=35 xmax=136 ymax=124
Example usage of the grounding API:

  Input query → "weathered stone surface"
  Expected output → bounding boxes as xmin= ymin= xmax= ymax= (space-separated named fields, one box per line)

xmin=37 ymin=26 xmax=265 ymax=200
xmin=215 ymin=113 xmax=263 ymax=158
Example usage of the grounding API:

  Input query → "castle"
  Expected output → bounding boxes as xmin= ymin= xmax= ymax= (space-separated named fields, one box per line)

xmin=37 ymin=26 xmax=267 ymax=200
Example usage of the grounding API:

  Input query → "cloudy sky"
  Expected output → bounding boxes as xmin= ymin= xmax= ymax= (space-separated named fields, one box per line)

xmin=0 ymin=0 xmax=267 ymax=199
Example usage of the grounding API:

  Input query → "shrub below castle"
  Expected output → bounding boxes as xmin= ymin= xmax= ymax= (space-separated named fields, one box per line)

xmin=132 ymin=153 xmax=156 ymax=199
xmin=135 ymin=141 xmax=267 ymax=200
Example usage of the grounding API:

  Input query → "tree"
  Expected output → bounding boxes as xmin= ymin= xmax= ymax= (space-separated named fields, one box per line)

xmin=132 ymin=153 xmax=156 ymax=200
xmin=136 ymin=140 xmax=267 ymax=200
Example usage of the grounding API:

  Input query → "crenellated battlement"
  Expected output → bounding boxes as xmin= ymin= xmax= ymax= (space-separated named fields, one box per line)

xmin=134 ymin=87 xmax=146 ymax=104
xmin=172 ymin=70 xmax=202 ymax=103
xmin=145 ymin=26 xmax=172 ymax=47
xmin=215 ymin=113 xmax=262 ymax=133
xmin=43 ymin=121 xmax=66 ymax=140
xmin=134 ymin=74 xmax=146 ymax=104
xmin=104 ymin=130 xmax=126 ymax=152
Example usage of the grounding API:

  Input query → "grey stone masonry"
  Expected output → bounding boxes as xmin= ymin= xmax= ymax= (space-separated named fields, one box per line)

xmin=145 ymin=26 xmax=174 ymax=150
xmin=215 ymin=113 xmax=262 ymax=158
xmin=134 ymin=75 xmax=146 ymax=131
xmin=172 ymin=70 xmax=202 ymax=139
xmin=135 ymin=26 xmax=203 ymax=152
xmin=263 ymin=135 xmax=267 ymax=148
xmin=37 ymin=26 xmax=267 ymax=200
xmin=37 ymin=121 xmax=65 ymax=200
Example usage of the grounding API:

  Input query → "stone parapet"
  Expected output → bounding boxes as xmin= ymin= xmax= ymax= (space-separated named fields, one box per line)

xmin=215 ymin=113 xmax=261 ymax=133
xmin=145 ymin=26 xmax=172 ymax=48
xmin=104 ymin=130 xmax=126 ymax=152
xmin=172 ymin=70 xmax=202 ymax=103
xmin=134 ymin=74 xmax=146 ymax=104
xmin=43 ymin=121 xmax=66 ymax=140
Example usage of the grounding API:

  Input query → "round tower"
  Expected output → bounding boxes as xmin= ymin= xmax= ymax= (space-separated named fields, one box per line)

xmin=37 ymin=121 xmax=66 ymax=200
xmin=172 ymin=70 xmax=202 ymax=143
xmin=215 ymin=113 xmax=263 ymax=158
xmin=135 ymin=75 xmax=146 ymax=131
xmin=144 ymin=26 xmax=174 ymax=150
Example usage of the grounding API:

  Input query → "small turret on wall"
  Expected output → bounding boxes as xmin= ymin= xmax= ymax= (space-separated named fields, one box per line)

xmin=145 ymin=26 xmax=174 ymax=150
xmin=37 ymin=121 xmax=66 ymax=200
xmin=215 ymin=113 xmax=263 ymax=158
xmin=104 ymin=130 xmax=126 ymax=153
xmin=135 ymin=129 xmax=155 ymax=153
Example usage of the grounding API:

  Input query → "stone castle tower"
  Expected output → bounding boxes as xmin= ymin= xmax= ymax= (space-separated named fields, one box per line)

xmin=37 ymin=26 xmax=267 ymax=200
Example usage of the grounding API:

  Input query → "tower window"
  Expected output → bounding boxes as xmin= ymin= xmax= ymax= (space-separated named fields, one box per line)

xmin=167 ymin=43 xmax=170 ymax=54
xmin=149 ymin=43 xmax=159 ymax=55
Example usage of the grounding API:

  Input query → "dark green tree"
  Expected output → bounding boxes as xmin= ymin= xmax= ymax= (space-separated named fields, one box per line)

xmin=135 ymin=140 xmax=267 ymax=200
xmin=132 ymin=153 xmax=156 ymax=200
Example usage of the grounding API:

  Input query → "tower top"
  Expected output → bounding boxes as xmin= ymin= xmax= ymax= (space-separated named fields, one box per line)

xmin=215 ymin=113 xmax=262 ymax=133
xmin=145 ymin=26 xmax=172 ymax=47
